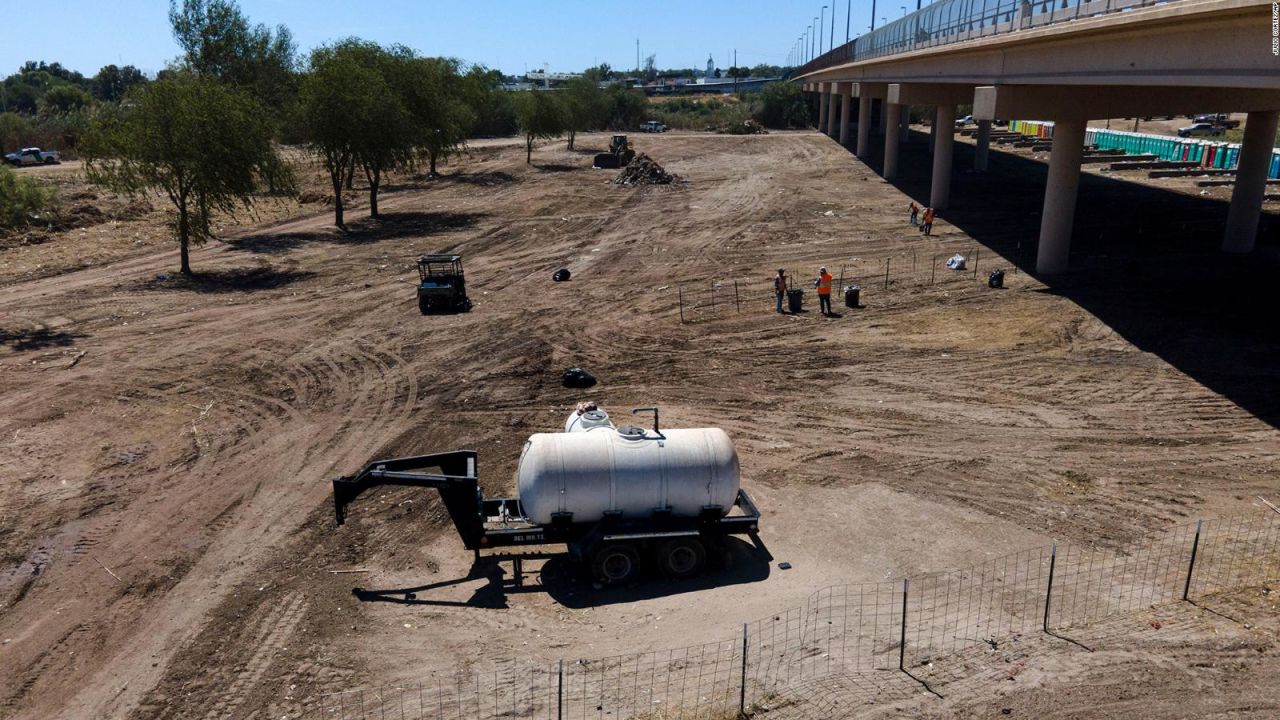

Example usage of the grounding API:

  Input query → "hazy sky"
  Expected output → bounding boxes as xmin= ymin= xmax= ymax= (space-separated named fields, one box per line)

xmin=3 ymin=0 xmax=896 ymax=78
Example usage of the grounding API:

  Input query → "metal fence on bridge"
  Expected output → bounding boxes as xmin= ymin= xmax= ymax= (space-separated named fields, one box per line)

xmin=796 ymin=0 xmax=1183 ymax=76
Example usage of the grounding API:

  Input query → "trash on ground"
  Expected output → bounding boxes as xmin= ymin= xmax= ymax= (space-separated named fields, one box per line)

xmin=561 ymin=367 xmax=597 ymax=388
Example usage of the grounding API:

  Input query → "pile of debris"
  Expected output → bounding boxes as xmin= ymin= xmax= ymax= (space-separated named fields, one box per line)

xmin=614 ymin=154 xmax=679 ymax=186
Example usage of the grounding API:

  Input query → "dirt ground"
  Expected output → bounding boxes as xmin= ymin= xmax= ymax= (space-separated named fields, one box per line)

xmin=1 ymin=129 xmax=1278 ymax=720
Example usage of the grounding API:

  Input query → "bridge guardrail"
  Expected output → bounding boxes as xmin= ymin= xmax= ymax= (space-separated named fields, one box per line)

xmin=797 ymin=0 xmax=1180 ymax=76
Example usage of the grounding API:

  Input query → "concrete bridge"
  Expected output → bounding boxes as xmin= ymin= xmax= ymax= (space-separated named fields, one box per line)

xmin=793 ymin=0 xmax=1279 ymax=273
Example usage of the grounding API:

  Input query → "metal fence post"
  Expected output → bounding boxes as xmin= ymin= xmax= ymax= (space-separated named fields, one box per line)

xmin=1183 ymin=519 xmax=1203 ymax=601
xmin=1043 ymin=543 xmax=1057 ymax=632
xmin=898 ymin=578 xmax=909 ymax=671
xmin=678 ymin=286 xmax=685 ymax=323
xmin=739 ymin=623 xmax=749 ymax=717
xmin=557 ymin=658 xmax=564 ymax=720
xmin=734 ymin=279 xmax=740 ymax=313
xmin=710 ymin=283 xmax=716 ymax=312
xmin=931 ymin=255 xmax=937 ymax=285
xmin=884 ymin=258 xmax=891 ymax=290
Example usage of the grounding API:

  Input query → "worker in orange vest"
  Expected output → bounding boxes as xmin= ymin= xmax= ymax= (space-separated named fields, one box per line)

xmin=921 ymin=207 xmax=936 ymax=236
xmin=815 ymin=266 xmax=833 ymax=316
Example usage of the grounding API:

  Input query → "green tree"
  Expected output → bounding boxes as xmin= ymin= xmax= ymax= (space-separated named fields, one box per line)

xmin=169 ymin=0 xmax=297 ymax=113
xmin=38 ymin=85 xmax=91 ymax=114
xmin=514 ymin=90 xmax=565 ymax=164
xmin=582 ymin=63 xmax=614 ymax=83
xmin=412 ymin=57 xmax=476 ymax=175
xmin=0 ymin=112 xmax=31 ymax=151
xmin=82 ymin=74 xmax=285 ymax=275
xmin=755 ymin=82 xmax=810 ymax=129
xmin=562 ymin=77 xmax=607 ymax=150
xmin=92 ymin=64 xmax=148 ymax=102
xmin=604 ymin=83 xmax=648 ymax=130
xmin=300 ymin=41 xmax=397 ymax=226
xmin=461 ymin=67 xmax=516 ymax=137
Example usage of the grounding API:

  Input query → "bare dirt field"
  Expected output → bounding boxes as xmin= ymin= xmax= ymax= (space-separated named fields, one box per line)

xmin=1 ymin=129 xmax=1278 ymax=719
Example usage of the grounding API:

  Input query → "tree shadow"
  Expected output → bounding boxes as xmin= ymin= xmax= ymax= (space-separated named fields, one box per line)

xmin=534 ymin=163 xmax=581 ymax=173
xmin=130 ymin=266 xmax=316 ymax=293
xmin=227 ymin=211 xmax=486 ymax=255
xmin=434 ymin=171 xmax=517 ymax=186
xmin=0 ymin=326 xmax=85 ymax=351
xmin=853 ymin=129 xmax=1280 ymax=428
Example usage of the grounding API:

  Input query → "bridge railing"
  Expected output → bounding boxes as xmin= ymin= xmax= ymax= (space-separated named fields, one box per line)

xmin=797 ymin=0 xmax=1178 ymax=77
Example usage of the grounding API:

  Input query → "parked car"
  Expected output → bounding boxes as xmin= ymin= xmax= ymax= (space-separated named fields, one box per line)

xmin=1177 ymin=123 xmax=1221 ymax=138
xmin=4 ymin=147 xmax=61 ymax=166
xmin=955 ymin=114 xmax=974 ymax=127
xmin=639 ymin=120 xmax=668 ymax=133
xmin=1193 ymin=113 xmax=1241 ymax=129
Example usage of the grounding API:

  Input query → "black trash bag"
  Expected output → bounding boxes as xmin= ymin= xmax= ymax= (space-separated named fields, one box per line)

xmin=553 ymin=268 xmax=571 ymax=282
xmin=844 ymin=284 xmax=861 ymax=309
xmin=561 ymin=367 xmax=597 ymax=388
xmin=988 ymin=269 xmax=1005 ymax=289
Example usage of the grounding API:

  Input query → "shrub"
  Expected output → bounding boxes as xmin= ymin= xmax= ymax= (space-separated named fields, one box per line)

xmin=0 ymin=164 xmax=58 ymax=229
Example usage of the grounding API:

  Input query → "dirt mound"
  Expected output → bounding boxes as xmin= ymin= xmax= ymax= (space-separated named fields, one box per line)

xmin=614 ymin=153 xmax=680 ymax=185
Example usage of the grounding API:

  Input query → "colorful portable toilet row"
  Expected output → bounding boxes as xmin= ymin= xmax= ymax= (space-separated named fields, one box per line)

xmin=1082 ymin=128 xmax=1243 ymax=169
xmin=1009 ymin=120 xmax=1055 ymax=138
xmin=1007 ymin=121 xmax=1278 ymax=178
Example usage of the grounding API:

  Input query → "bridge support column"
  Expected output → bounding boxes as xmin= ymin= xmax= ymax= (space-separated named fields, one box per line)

xmin=929 ymin=107 xmax=938 ymax=154
xmin=856 ymin=95 xmax=872 ymax=158
xmin=974 ymin=120 xmax=991 ymax=172
xmin=1223 ymin=109 xmax=1280 ymax=254
xmin=838 ymin=83 xmax=853 ymax=146
xmin=930 ymin=105 xmax=956 ymax=209
xmin=828 ymin=90 xmax=840 ymax=139
xmin=1036 ymin=118 xmax=1086 ymax=274
xmin=884 ymin=104 xmax=902 ymax=179
xmin=818 ymin=83 xmax=829 ymax=133
xmin=878 ymin=99 xmax=888 ymax=136
xmin=900 ymin=106 xmax=910 ymax=144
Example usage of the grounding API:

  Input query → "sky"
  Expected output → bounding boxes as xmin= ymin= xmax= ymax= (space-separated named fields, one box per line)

xmin=2 ymin=0 xmax=895 ymax=79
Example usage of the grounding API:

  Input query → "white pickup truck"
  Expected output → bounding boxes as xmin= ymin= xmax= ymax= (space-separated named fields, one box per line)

xmin=4 ymin=147 xmax=62 ymax=166
xmin=639 ymin=120 xmax=668 ymax=133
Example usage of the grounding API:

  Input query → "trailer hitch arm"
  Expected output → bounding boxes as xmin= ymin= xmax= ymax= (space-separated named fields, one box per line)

xmin=332 ymin=450 xmax=485 ymax=549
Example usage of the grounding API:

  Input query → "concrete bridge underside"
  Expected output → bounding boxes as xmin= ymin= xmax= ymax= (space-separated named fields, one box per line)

xmin=796 ymin=0 xmax=1279 ymax=273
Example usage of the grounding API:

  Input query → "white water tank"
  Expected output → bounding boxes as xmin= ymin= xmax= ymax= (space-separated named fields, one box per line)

xmin=564 ymin=408 xmax=614 ymax=433
xmin=516 ymin=426 xmax=740 ymax=525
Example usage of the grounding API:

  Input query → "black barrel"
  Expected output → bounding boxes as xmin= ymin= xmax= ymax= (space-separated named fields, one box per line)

xmin=786 ymin=288 xmax=804 ymax=313
xmin=844 ymin=284 xmax=861 ymax=308
xmin=988 ymin=270 xmax=1004 ymax=289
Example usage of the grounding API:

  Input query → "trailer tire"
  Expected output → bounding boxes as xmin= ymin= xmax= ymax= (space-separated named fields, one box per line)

xmin=592 ymin=544 xmax=639 ymax=585
xmin=418 ymin=295 xmax=431 ymax=314
xmin=656 ymin=538 xmax=706 ymax=579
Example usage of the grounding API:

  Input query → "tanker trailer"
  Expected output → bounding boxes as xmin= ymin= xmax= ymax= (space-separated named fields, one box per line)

xmin=332 ymin=406 xmax=762 ymax=586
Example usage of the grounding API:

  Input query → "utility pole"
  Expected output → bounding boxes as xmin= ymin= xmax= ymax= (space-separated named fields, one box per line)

xmin=819 ymin=6 xmax=827 ymax=55
xmin=636 ymin=38 xmax=640 ymax=75
xmin=830 ymin=2 xmax=835 ymax=50
xmin=871 ymin=0 xmax=878 ymax=31
xmin=733 ymin=49 xmax=738 ymax=93
xmin=846 ymin=0 xmax=852 ymax=42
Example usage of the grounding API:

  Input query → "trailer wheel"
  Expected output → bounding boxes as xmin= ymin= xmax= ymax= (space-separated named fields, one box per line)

xmin=592 ymin=544 xmax=639 ymax=585
xmin=656 ymin=538 xmax=706 ymax=579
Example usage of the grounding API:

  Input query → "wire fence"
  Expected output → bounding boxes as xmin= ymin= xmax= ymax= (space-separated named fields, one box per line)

xmin=796 ymin=0 xmax=1182 ymax=75
xmin=674 ymin=241 xmax=1021 ymax=323
xmin=296 ymin=510 xmax=1279 ymax=719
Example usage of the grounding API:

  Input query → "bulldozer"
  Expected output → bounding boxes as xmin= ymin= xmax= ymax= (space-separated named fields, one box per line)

xmin=592 ymin=135 xmax=636 ymax=169
xmin=416 ymin=255 xmax=471 ymax=314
